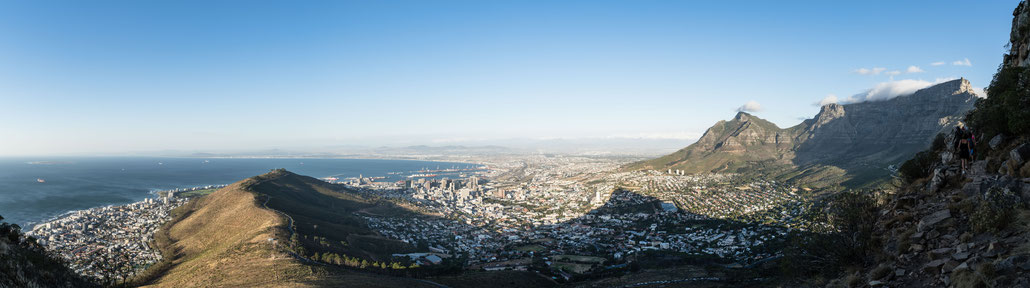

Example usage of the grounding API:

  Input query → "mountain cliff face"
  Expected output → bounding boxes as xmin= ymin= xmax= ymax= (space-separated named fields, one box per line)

xmin=794 ymin=79 xmax=978 ymax=167
xmin=1005 ymin=1 xmax=1030 ymax=68
xmin=628 ymin=79 xmax=978 ymax=187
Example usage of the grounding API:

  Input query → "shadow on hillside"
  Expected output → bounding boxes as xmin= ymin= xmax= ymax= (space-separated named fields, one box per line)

xmin=252 ymin=170 xmax=845 ymax=286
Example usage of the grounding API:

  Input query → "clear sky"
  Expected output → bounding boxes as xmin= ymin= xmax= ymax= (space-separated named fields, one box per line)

xmin=0 ymin=0 xmax=1021 ymax=156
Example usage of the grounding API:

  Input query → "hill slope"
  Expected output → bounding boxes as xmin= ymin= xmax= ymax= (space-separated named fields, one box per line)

xmin=141 ymin=169 xmax=438 ymax=288
xmin=628 ymin=79 xmax=978 ymax=187
xmin=0 ymin=216 xmax=97 ymax=288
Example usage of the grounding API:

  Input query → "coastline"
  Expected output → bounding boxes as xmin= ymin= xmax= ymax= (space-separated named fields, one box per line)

xmin=27 ymin=191 xmax=196 ymax=282
xmin=1 ymin=157 xmax=485 ymax=227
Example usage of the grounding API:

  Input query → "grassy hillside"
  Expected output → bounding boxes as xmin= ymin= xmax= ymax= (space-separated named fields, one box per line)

xmin=246 ymin=169 xmax=418 ymax=263
xmin=138 ymin=170 xmax=440 ymax=287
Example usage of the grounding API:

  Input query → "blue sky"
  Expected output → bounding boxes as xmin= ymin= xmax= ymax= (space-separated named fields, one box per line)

xmin=0 ymin=0 xmax=1020 ymax=156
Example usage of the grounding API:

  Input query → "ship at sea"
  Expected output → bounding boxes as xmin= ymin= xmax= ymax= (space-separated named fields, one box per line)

xmin=407 ymin=173 xmax=438 ymax=178
xmin=37 ymin=178 xmax=45 ymax=183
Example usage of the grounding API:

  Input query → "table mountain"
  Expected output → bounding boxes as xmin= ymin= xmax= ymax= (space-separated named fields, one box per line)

xmin=627 ymin=78 xmax=978 ymax=188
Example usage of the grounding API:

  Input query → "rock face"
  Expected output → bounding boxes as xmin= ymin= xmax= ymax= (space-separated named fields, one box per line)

xmin=794 ymin=79 xmax=976 ymax=168
xmin=629 ymin=79 xmax=977 ymax=187
xmin=1005 ymin=1 xmax=1030 ymax=68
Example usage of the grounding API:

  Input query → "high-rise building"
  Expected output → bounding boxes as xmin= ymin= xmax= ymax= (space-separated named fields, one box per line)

xmin=592 ymin=190 xmax=604 ymax=205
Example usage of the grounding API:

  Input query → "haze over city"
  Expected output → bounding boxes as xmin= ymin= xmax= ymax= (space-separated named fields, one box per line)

xmin=0 ymin=0 xmax=1015 ymax=156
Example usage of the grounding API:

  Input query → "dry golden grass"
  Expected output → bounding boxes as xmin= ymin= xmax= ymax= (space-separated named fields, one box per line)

xmin=143 ymin=179 xmax=321 ymax=287
xmin=142 ymin=176 xmax=439 ymax=288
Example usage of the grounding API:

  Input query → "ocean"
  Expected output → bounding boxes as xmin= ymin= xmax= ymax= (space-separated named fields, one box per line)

xmin=0 ymin=157 xmax=480 ymax=227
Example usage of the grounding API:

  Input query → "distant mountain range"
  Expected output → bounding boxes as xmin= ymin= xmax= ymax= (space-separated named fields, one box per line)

xmin=627 ymin=78 xmax=979 ymax=188
xmin=148 ymin=138 xmax=690 ymax=159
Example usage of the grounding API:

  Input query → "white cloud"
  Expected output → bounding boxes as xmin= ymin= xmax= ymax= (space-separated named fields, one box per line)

xmin=885 ymin=70 xmax=901 ymax=76
xmin=839 ymin=78 xmax=957 ymax=104
xmin=931 ymin=61 xmax=947 ymax=66
xmin=973 ymin=87 xmax=987 ymax=98
xmin=952 ymin=58 xmax=972 ymax=66
xmin=816 ymin=94 xmax=839 ymax=106
xmin=854 ymin=67 xmax=887 ymax=75
xmin=906 ymin=65 xmax=924 ymax=73
xmin=736 ymin=100 xmax=763 ymax=113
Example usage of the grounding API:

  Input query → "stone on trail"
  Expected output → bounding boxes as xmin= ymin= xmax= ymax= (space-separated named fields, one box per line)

xmin=918 ymin=210 xmax=951 ymax=232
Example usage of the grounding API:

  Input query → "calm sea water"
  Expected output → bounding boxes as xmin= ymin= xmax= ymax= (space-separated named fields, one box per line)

xmin=0 ymin=157 xmax=480 ymax=227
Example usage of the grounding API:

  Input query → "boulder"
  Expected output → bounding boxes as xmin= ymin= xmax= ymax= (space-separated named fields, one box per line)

xmin=990 ymin=134 xmax=1005 ymax=150
xmin=918 ymin=210 xmax=952 ymax=232
xmin=924 ymin=259 xmax=947 ymax=273
xmin=930 ymin=247 xmax=953 ymax=258
xmin=911 ymin=244 xmax=925 ymax=252
xmin=895 ymin=268 xmax=906 ymax=277
xmin=961 ymin=180 xmax=985 ymax=197
xmin=1011 ymin=143 xmax=1030 ymax=167
xmin=953 ymin=252 xmax=970 ymax=261
xmin=928 ymin=230 xmax=941 ymax=239
xmin=1001 ymin=160 xmax=1013 ymax=175
xmin=940 ymin=152 xmax=954 ymax=165
xmin=927 ymin=168 xmax=945 ymax=193
xmin=970 ymin=160 xmax=987 ymax=176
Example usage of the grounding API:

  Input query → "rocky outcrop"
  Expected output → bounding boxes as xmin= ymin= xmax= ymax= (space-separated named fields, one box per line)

xmin=850 ymin=152 xmax=1030 ymax=287
xmin=1005 ymin=1 xmax=1030 ymax=68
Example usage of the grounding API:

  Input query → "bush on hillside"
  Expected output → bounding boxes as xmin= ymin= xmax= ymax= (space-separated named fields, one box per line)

xmin=971 ymin=186 xmax=1022 ymax=233
xmin=965 ymin=66 xmax=1030 ymax=139
xmin=780 ymin=191 xmax=877 ymax=277
xmin=900 ymin=151 xmax=938 ymax=183
xmin=0 ymin=214 xmax=98 ymax=288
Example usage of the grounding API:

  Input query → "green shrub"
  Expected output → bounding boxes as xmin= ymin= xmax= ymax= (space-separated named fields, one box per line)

xmin=971 ymin=186 xmax=1022 ymax=233
xmin=869 ymin=264 xmax=891 ymax=280
xmin=965 ymin=66 xmax=1030 ymax=139
xmin=900 ymin=151 xmax=938 ymax=183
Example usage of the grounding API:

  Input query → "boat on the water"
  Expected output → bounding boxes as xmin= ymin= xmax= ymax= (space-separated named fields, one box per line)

xmin=37 ymin=178 xmax=45 ymax=183
xmin=407 ymin=174 xmax=438 ymax=178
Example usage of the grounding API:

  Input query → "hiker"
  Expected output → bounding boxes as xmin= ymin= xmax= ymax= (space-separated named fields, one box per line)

xmin=955 ymin=123 xmax=972 ymax=173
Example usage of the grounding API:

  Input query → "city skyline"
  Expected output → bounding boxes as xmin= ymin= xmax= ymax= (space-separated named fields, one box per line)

xmin=0 ymin=0 xmax=1018 ymax=156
